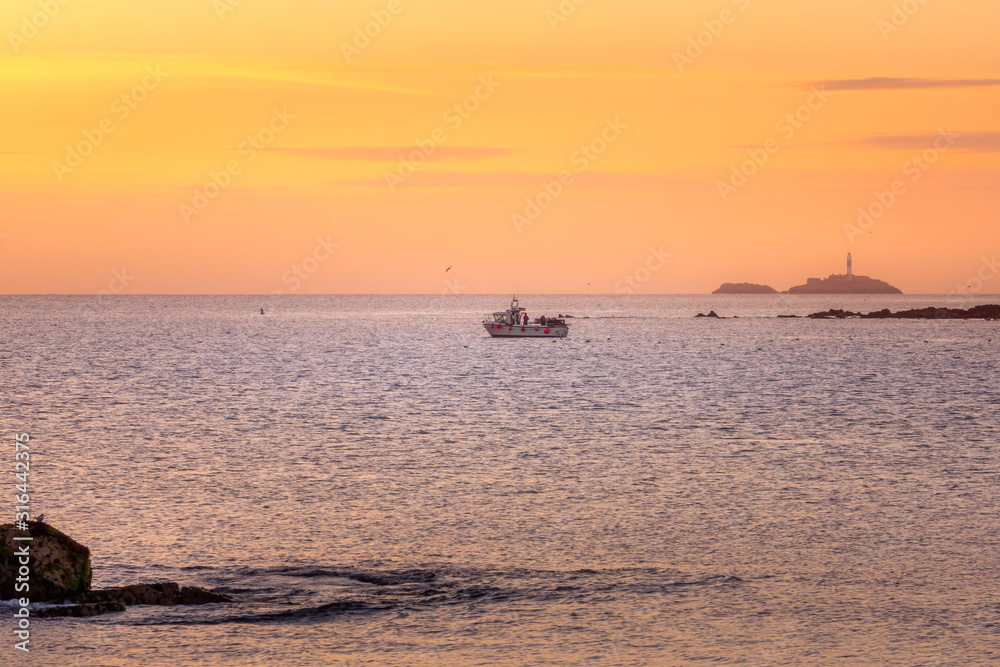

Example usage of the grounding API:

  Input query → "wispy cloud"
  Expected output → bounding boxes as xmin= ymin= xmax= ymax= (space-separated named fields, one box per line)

xmin=809 ymin=77 xmax=1000 ymax=91
xmin=337 ymin=171 xmax=706 ymax=191
xmin=854 ymin=132 xmax=1000 ymax=152
xmin=267 ymin=147 xmax=511 ymax=161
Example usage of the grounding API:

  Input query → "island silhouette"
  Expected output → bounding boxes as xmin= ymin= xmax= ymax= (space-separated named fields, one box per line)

xmin=713 ymin=282 xmax=778 ymax=294
xmin=713 ymin=253 xmax=902 ymax=294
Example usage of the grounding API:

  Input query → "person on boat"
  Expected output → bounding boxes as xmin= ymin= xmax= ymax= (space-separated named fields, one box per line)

xmin=540 ymin=315 xmax=547 ymax=326
xmin=522 ymin=313 xmax=529 ymax=326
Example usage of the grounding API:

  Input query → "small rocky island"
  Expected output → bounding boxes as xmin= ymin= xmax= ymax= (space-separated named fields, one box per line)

xmin=712 ymin=282 xmax=778 ymax=294
xmin=2 ymin=521 xmax=231 ymax=618
xmin=714 ymin=253 xmax=902 ymax=295
xmin=786 ymin=273 xmax=901 ymax=295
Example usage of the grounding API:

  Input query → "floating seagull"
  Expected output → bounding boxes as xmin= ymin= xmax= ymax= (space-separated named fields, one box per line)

xmin=445 ymin=266 xmax=452 ymax=272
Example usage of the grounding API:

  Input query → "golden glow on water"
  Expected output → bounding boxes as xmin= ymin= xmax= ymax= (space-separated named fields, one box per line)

xmin=3 ymin=295 xmax=999 ymax=665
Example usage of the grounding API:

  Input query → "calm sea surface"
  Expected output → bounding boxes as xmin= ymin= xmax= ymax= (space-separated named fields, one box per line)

xmin=2 ymin=294 xmax=999 ymax=666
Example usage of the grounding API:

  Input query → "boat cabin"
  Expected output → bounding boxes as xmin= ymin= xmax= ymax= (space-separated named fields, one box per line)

xmin=490 ymin=301 xmax=526 ymax=325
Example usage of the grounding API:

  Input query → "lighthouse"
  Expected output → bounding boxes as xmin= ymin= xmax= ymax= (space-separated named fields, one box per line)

xmin=846 ymin=252 xmax=853 ymax=278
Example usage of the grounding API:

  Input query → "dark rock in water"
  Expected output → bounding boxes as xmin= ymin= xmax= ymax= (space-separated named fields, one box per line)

xmin=33 ymin=583 xmax=230 ymax=618
xmin=180 ymin=585 xmax=233 ymax=605
xmin=712 ymin=282 xmax=778 ymax=294
xmin=1 ymin=522 xmax=91 ymax=602
xmin=805 ymin=304 xmax=1000 ymax=320
xmin=76 ymin=582 xmax=231 ymax=607
xmin=89 ymin=582 xmax=182 ymax=606
xmin=869 ymin=304 xmax=1000 ymax=319
xmin=2 ymin=523 xmax=230 ymax=618
xmin=695 ymin=310 xmax=720 ymax=318
xmin=35 ymin=601 xmax=127 ymax=618
xmin=808 ymin=309 xmax=862 ymax=319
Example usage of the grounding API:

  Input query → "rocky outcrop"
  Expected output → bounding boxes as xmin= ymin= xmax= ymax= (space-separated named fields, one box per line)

xmin=35 ymin=601 xmax=126 ymax=618
xmin=33 ymin=583 xmax=231 ymax=618
xmin=76 ymin=582 xmax=231 ymax=607
xmin=862 ymin=304 xmax=1000 ymax=319
xmin=1 ymin=522 xmax=91 ymax=602
xmin=695 ymin=311 xmax=720 ymax=318
xmin=2 ymin=522 xmax=231 ymax=618
xmin=805 ymin=305 xmax=1000 ymax=319
xmin=808 ymin=309 xmax=862 ymax=319
xmin=712 ymin=282 xmax=778 ymax=294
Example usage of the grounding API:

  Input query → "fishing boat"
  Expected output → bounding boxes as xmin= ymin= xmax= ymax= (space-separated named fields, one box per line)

xmin=482 ymin=297 xmax=569 ymax=338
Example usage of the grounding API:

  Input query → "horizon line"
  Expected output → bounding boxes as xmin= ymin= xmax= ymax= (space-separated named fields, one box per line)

xmin=5 ymin=292 xmax=1000 ymax=297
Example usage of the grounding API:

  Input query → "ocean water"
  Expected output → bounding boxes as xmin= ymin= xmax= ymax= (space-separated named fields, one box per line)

xmin=2 ymin=294 xmax=1000 ymax=667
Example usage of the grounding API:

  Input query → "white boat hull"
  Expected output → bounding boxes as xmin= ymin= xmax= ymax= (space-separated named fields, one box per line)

xmin=483 ymin=323 xmax=568 ymax=338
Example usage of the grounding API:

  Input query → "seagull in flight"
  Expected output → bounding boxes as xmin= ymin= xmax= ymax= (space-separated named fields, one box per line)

xmin=445 ymin=266 xmax=453 ymax=272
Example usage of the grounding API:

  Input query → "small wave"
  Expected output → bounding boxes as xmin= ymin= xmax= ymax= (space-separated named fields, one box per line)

xmin=272 ymin=566 xmax=438 ymax=586
xmin=0 ymin=599 xmax=82 ymax=610
xmin=103 ymin=565 xmax=752 ymax=633
xmin=664 ymin=575 xmax=744 ymax=587
xmin=134 ymin=599 xmax=391 ymax=626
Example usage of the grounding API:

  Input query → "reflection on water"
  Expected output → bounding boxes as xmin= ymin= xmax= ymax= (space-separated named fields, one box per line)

xmin=2 ymin=295 xmax=999 ymax=666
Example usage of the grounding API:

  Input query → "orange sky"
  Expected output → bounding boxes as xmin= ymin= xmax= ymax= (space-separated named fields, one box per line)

xmin=1 ymin=0 xmax=998 ymax=294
